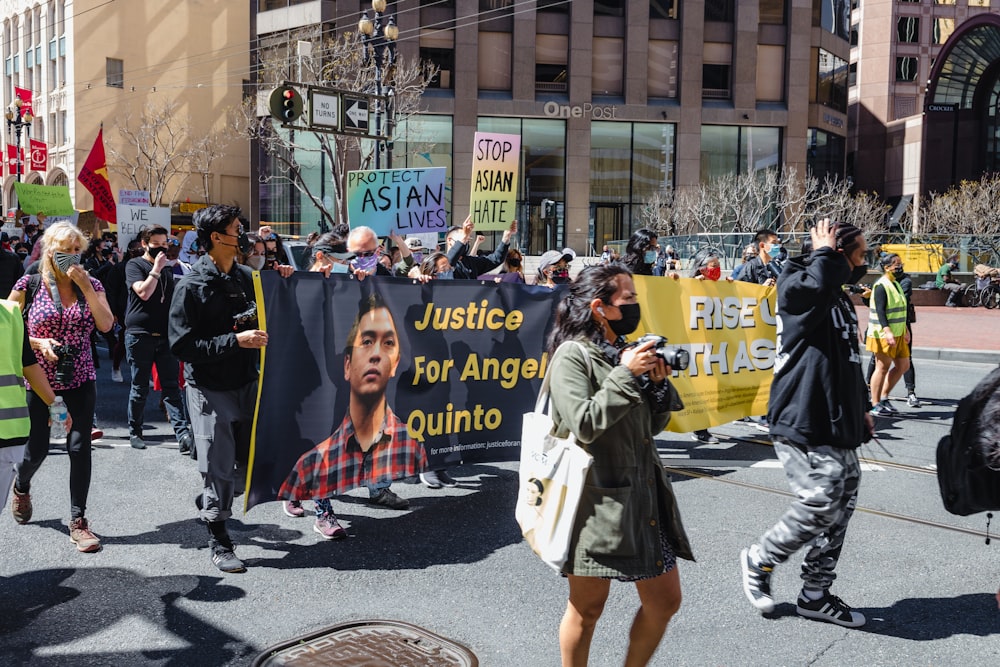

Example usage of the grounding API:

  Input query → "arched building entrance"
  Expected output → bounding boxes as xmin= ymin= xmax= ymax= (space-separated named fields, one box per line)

xmin=923 ymin=14 xmax=1000 ymax=194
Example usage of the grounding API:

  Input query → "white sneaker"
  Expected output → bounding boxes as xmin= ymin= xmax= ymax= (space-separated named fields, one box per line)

xmin=111 ymin=369 xmax=124 ymax=383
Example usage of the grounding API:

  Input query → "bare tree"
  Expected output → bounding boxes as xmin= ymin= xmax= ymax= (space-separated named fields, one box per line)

xmin=107 ymin=100 xmax=193 ymax=207
xmin=918 ymin=176 xmax=1000 ymax=262
xmin=233 ymin=30 xmax=437 ymax=229
xmin=188 ymin=127 xmax=232 ymax=205
xmin=641 ymin=167 xmax=890 ymax=240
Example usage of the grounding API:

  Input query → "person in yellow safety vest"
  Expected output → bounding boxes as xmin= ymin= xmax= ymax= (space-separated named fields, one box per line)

xmin=866 ymin=253 xmax=911 ymax=417
xmin=0 ymin=299 xmax=59 ymax=513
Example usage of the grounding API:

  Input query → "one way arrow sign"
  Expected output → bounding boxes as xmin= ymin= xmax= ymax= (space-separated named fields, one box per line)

xmin=343 ymin=95 xmax=369 ymax=133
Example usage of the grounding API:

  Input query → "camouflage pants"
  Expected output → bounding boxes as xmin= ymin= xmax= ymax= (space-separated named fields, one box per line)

xmin=757 ymin=440 xmax=861 ymax=591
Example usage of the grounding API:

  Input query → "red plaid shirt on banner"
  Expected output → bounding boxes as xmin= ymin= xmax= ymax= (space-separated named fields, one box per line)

xmin=278 ymin=406 xmax=427 ymax=500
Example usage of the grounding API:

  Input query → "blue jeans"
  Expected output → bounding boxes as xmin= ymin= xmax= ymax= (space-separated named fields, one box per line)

xmin=125 ymin=332 xmax=191 ymax=440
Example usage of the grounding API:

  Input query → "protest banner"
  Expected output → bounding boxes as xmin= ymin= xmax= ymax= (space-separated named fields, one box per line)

xmin=116 ymin=204 xmax=171 ymax=250
xmin=244 ymin=273 xmax=777 ymax=510
xmin=632 ymin=276 xmax=776 ymax=432
xmin=13 ymin=182 xmax=75 ymax=216
xmin=346 ymin=167 xmax=447 ymax=236
xmin=469 ymin=132 xmax=520 ymax=231
xmin=246 ymin=272 xmax=560 ymax=509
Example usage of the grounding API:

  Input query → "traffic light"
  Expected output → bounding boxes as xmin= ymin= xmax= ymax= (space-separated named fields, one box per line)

xmin=269 ymin=85 xmax=303 ymax=123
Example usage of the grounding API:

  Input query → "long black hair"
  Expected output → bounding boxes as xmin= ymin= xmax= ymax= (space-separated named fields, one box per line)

xmin=623 ymin=228 xmax=658 ymax=275
xmin=546 ymin=263 xmax=632 ymax=354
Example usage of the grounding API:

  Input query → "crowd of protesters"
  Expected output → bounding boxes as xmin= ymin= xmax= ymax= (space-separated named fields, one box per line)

xmin=5 ymin=203 xmax=995 ymax=667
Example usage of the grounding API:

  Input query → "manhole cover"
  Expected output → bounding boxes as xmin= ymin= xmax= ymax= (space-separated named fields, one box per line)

xmin=252 ymin=619 xmax=479 ymax=667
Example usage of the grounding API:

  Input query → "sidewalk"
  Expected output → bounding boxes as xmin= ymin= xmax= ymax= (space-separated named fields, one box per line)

xmin=855 ymin=304 xmax=1000 ymax=364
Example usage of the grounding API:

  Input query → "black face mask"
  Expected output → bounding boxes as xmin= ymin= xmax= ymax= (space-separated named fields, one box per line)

xmin=148 ymin=246 xmax=167 ymax=260
xmin=507 ymin=258 xmax=521 ymax=268
xmin=607 ymin=302 xmax=641 ymax=337
xmin=217 ymin=231 xmax=255 ymax=255
xmin=891 ymin=266 xmax=904 ymax=279
xmin=16 ymin=252 xmax=27 ymax=260
xmin=849 ymin=264 xmax=868 ymax=284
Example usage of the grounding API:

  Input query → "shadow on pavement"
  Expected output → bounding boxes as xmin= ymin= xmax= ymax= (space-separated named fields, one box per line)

xmin=247 ymin=468 xmax=522 ymax=571
xmin=751 ymin=595 xmax=998 ymax=639
xmin=0 ymin=568 xmax=254 ymax=665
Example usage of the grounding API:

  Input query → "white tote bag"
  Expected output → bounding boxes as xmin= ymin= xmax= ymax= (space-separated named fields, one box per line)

xmin=516 ymin=341 xmax=594 ymax=572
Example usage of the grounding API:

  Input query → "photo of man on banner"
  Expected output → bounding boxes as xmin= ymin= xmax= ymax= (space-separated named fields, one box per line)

xmin=278 ymin=290 xmax=427 ymax=501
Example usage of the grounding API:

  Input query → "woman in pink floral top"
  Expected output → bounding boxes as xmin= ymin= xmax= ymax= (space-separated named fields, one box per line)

xmin=6 ymin=221 xmax=113 ymax=552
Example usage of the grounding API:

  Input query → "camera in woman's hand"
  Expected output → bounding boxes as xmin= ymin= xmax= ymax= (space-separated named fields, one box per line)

xmin=52 ymin=343 xmax=80 ymax=385
xmin=630 ymin=334 xmax=690 ymax=371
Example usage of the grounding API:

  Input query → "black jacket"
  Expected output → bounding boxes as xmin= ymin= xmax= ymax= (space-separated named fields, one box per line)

xmin=446 ymin=238 xmax=509 ymax=279
xmin=737 ymin=256 xmax=771 ymax=285
xmin=168 ymin=255 xmax=259 ymax=391
xmin=767 ymin=248 xmax=868 ymax=450
xmin=0 ymin=249 xmax=24 ymax=298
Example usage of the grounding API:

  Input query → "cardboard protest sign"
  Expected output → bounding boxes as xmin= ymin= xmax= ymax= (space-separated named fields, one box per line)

xmin=346 ymin=167 xmax=447 ymax=237
xmin=469 ymin=132 xmax=520 ymax=231
xmin=116 ymin=204 xmax=171 ymax=250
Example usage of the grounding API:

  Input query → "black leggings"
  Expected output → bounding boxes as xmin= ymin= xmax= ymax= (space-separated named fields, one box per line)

xmin=15 ymin=381 xmax=96 ymax=520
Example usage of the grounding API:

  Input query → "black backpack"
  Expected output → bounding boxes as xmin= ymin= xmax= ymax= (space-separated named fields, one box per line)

xmin=936 ymin=366 xmax=1000 ymax=516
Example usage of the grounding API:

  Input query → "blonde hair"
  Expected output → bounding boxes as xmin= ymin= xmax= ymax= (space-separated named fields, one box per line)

xmin=40 ymin=221 xmax=88 ymax=279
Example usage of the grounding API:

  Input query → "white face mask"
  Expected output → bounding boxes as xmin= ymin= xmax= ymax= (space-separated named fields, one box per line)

xmin=247 ymin=256 xmax=266 ymax=271
xmin=166 ymin=259 xmax=178 ymax=267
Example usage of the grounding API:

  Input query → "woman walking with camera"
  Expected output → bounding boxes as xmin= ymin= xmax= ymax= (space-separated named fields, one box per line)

xmin=6 ymin=222 xmax=113 ymax=552
xmin=546 ymin=264 xmax=693 ymax=667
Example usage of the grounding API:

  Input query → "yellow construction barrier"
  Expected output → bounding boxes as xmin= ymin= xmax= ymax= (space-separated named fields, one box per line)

xmin=881 ymin=243 xmax=944 ymax=273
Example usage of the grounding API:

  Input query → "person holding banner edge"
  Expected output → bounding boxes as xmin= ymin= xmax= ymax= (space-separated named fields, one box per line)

xmin=545 ymin=263 xmax=693 ymax=667
xmin=168 ymin=205 xmax=294 ymax=573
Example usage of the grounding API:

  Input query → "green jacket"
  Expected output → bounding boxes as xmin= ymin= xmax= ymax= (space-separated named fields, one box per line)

xmin=548 ymin=339 xmax=694 ymax=578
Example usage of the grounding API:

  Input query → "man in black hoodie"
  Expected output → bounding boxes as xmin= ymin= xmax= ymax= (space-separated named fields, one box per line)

xmin=169 ymin=205 xmax=293 ymax=573
xmin=739 ymin=219 xmax=873 ymax=628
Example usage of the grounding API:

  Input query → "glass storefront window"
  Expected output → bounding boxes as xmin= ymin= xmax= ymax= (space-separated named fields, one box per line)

xmin=393 ymin=114 xmax=455 ymax=222
xmin=740 ymin=127 xmax=781 ymax=173
xmin=700 ymin=125 xmax=782 ymax=181
xmin=479 ymin=117 xmax=565 ymax=251
xmin=590 ymin=121 xmax=676 ymax=241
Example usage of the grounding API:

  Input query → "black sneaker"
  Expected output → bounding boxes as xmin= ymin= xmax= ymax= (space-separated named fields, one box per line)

xmin=740 ymin=547 xmax=775 ymax=613
xmin=368 ymin=488 xmax=410 ymax=510
xmin=796 ymin=591 xmax=866 ymax=627
xmin=209 ymin=537 xmax=246 ymax=573
xmin=436 ymin=470 xmax=459 ymax=487
xmin=692 ymin=430 xmax=719 ymax=444
xmin=178 ymin=433 xmax=193 ymax=455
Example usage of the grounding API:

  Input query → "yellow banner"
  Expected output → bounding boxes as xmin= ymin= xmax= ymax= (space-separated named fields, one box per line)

xmin=633 ymin=276 xmax=777 ymax=432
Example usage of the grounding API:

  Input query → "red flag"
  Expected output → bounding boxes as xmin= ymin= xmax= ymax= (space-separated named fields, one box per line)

xmin=13 ymin=87 xmax=32 ymax=116
xmin=29 ymin=139 xmax=47 ymax=171
xmin=78 ymin=128 xmax=116 ymax=224
xmin=6 ymin=144 xmax=24 ymax=175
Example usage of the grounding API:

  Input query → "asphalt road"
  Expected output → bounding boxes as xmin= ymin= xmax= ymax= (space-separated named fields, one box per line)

xmin=1 ymin=355 xmax=998 ymax=666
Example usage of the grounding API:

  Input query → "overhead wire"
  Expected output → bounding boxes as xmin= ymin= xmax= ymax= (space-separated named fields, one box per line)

xmin=58 ymin=0 xmax=576 ymax=121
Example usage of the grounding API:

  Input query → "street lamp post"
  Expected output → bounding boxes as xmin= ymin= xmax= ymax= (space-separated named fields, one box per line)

xmin=5 ymin=95 xmax=33 ymax=183
xmin=358 ymin=0 xmax=398 ymax=170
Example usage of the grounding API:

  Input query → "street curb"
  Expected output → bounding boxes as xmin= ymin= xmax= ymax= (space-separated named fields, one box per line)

xmin=910 ymin=347 xmax=1000 ymax=365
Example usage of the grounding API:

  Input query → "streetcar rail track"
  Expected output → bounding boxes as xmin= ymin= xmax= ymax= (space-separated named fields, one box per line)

xmin=663 ymin=465 xmax=993 ymax=540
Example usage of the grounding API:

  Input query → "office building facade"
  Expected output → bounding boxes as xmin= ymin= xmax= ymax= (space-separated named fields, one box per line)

xmin=255 ymin=1 xmax=849 ymax=251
